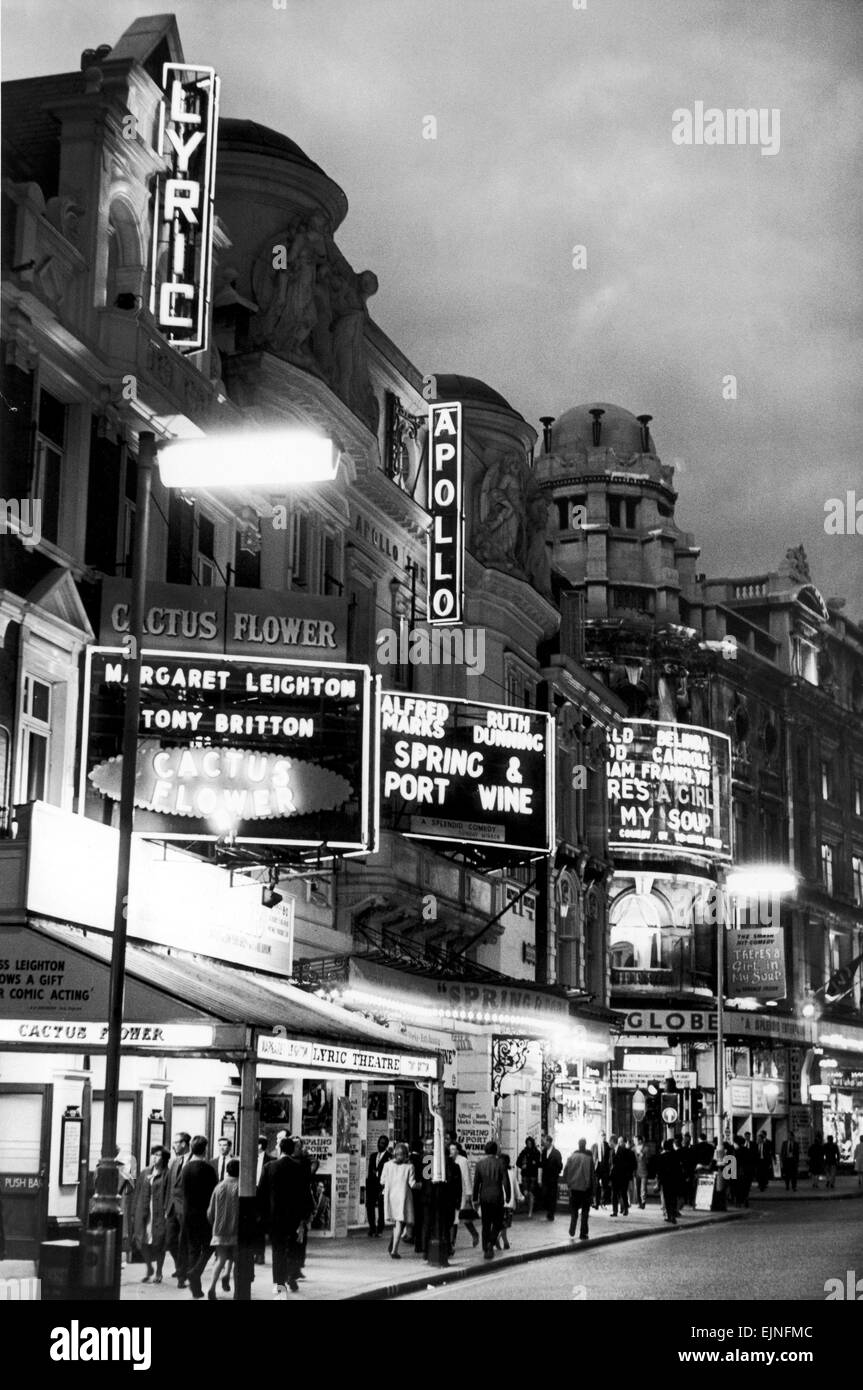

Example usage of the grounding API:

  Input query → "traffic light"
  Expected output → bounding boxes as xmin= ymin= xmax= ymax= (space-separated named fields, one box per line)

xmin=660 ymin=1076 xmax=679 ymax=1128
xmin=692 ymin=1087 xmax=704 ymax=1131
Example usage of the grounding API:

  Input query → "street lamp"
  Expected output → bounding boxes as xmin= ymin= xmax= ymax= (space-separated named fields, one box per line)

xmin=89 ymin=425 xmax=335 ymax=1301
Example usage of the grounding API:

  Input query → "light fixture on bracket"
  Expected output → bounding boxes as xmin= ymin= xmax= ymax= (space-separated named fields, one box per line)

xmin=261 ymin=868 xmax=282 ymax=910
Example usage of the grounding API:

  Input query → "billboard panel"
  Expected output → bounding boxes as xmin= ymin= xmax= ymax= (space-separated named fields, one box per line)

xmin=607 ymin=719 xmax=732 ymax=859
xmin=379 ymin=692 xmax=553 ymax=852
xmin=726 ymin=926 xmax=786 ymax=1001
xmin=81 ymin=649 xmax=371 ymax=849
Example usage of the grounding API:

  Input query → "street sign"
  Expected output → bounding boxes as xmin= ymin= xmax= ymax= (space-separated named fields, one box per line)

xmin=661 ymin=1103 xmax=679 ymax=1125
xmin=631 ymin=1089 xmax=646 ymax=1119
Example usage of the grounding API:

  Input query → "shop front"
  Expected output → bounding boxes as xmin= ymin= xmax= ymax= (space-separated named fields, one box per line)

xmin=811 ymin=1023 xmax=863 ymax=1161
xmin=307 ymin=954 xmax=614 ymax=1190
xmin=0 ymin=917 xmax=439 ymax=1259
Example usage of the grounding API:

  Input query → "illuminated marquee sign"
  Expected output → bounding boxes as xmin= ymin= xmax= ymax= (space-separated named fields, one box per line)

xmin=427 ymin=401 xmax=463 ymax=625
xmin=81 ymin=650 xmax=371 ymax=849
xmin=607 ymin=720 xmax=732 ymax=859
xmin=379 ymin=692 xmax=553 ymax=852
xmin=150 ymin=62 xmax=220 ymax=352
xmin=257 ymin=1033 xmax=439 ymax=1081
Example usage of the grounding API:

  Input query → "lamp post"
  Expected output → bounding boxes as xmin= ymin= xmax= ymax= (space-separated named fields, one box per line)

xmin=87 ymin=425 xmax=337 ymax=1300
xmin=713 ymin=865 xmax=797 ymax=1208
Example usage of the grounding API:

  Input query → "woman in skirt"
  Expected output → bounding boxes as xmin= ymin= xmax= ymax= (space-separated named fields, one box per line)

xmin=451 ymin=1142 xmax=479 ymax=1251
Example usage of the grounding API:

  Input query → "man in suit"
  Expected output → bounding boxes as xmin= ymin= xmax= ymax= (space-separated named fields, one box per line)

xmin=472 ymin=1140 xmax=511 ymax=1259
xmin=182 ymin=1135 xmax=218 ymax=1300
xmin=254 ymin=1135 xmax=275 ymax=1264
xmin=755 ymin=1130 xmax=775 ymax=1191
xmin=165 ymin=1132 xmax=191 ymax=1286
xmin=212 ymin=1136 xmax=233 ymax=1183
xmin=591 ymin=1131 xmax=612 ymax=1208
xmin=365 ymin=1135 xmax=391 ymax=1237
xmin=780 ymin=1131 xmax=800 ymax=1192
xmin=610 ymin=1135 xmax=636 ymax=1216
xmin=657 ymin=1139 xmax=682 ymax=1224
xmin=270 ymin=1137 xmax=313 ymax=1296
xmin=540 ymin=1132 xmax=563 ymax=1221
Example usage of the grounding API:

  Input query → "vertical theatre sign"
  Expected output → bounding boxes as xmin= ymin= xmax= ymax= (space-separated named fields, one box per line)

xmin=427 ymin=402 xmax=463 ymax=625
xmin=150 ymin=63 xmax=220 ymax=352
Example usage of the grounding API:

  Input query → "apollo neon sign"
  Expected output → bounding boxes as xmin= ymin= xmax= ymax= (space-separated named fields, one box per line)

xmin=427 ymin=401 xmax=463 ymax=624
xmin=150 ymin=63 xmax=220 ymax=352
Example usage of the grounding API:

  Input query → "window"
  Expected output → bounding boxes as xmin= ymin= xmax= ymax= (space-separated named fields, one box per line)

xmin=792 ymin=635 xmax=819 ymax=685
xmin=197 ymin=512 xmax=216 ymax=587
xmin=320 ymin=531 xmax=342 ymax=595
xmin=166 ymin=492 xmax=195 ymax=584
xmin=852 ymin=855 xmax=863 ymax=909
xmin=505 ymin=663 xmax=522 ymax=707
xmin=854 ymin=777 xmax=863 ymax=818
xmin=608 ymin=496 xmax=637 ymax=529
xmin=234 ymin=525 xmax=261 ymax=589
xmin=290 ymin=511 xmax=309 ymax=587
xmin=120 ymin=452 xmax=137 ymax=575
xmin=820 ymin=843 xmax=834 ymax=895
xmin=18 ymin=675 xmax=51 ymax=803
xmin=33 ymin=388 xmax=66 ymax=545
xmin=821 ymin=760 xmax=832 ymax=801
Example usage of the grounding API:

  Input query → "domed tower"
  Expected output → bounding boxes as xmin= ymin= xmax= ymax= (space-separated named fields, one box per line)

xmin=534 ymin=403 xmax=703 ymax=717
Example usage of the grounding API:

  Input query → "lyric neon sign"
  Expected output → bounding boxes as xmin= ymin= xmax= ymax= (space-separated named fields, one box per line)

xmin=150 ymin=63 xmax=220 ymax=352
xmin=427 ymin=402 xmax=463 ymax=624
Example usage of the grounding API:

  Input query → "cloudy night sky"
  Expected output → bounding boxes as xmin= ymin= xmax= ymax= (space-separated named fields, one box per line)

xmin=3 ymin=0 xmax=861 ymax=613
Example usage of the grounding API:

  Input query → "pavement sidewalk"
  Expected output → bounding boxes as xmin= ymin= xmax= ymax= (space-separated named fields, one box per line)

xmin=748 ymin=1173 xmax=862 ymax=1202
xmin=1 ymin=1198 xmax=748 ymax=1303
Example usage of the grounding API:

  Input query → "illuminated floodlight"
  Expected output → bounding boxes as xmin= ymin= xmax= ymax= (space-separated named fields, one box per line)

xmin=158 ymin=429 xmax=339 ymax=488
xmin=724 ymin=865 xmax=798 ymax=898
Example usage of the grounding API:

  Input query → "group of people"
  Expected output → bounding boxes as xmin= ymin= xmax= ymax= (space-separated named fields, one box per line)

xmin=130 ymin=1129 xmax=321 ymax=1300
xmin=131 ymin=1133 xmax=239 ymax=1300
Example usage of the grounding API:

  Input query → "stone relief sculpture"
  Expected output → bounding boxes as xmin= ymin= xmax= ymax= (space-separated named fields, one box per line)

xmin=250 ymin=213 xmax=379 ymax=430
xmin=524 ymin=482 xmax=553 ymax=597
xmin=473 ymin=449 xmax=526 ymax=575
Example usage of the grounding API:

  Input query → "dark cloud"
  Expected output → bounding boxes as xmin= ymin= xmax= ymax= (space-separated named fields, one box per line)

xmin=3 ymin=0 xmax=860 ymax=610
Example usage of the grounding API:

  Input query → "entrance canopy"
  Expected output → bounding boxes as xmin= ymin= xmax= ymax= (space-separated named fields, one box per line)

xmin=0 ymin=920 xmax=439 ymax=1080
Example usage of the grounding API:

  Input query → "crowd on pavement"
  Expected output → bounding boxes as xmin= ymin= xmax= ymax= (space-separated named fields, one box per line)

xmin=116 ymin=1121 xmax=863 ymax=1301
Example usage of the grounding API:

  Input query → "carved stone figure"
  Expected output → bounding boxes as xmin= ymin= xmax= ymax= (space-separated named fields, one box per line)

xmin=473 ymin=450 xmax=527 ymax=574
xmin=252 ymin=212 xmax=330 ymax=361
xmin=781 ymin=544 xmax=811 ymax=584
xmin=330 ymin=267 xmax=378 ymax=426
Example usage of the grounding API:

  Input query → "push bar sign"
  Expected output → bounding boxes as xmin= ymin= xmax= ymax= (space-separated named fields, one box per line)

xmin=150 ymin=63 xmax=220 ymax=352
xmin=427 ymin=402 xmax=463 ymax=625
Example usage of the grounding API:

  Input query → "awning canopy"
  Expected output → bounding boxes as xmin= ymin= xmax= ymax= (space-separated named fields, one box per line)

xmin=0 ymin=920 xmax=439 ymax=1079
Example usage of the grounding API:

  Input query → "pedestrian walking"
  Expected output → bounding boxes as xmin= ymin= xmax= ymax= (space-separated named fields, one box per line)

xmin=592 ymin=1131 xmax=612 ymax=1208
xmin=254 ymin=1135 xmax=275 ymax=1265
xmin=451 ymin=1142 xmax=479 ymax=1251
xmin=540 ymin=1132 xmax=563 ymax=1221
xmin=823 ymin=1135 xmax=839 ymax=1189
xmin=808 ymin=1133 xmax=825 ymax=1189
xmin=182 ymin=1135 xmax=218 ymax=1299
xmin=443 ymin=1142 xmax=463 ymax=1256
xmin=656 ymin=1139 xmax=682 ymax=1224
xmin=269 ymin=1136 xmax=311 ymax=1296
xmin=132 ymin=1145 xmax=170 ymax=1283
xmin=694 ymin=1133 xmax=714 ymax=1168
xmin=755 ymin=1130 xmax=774 ymax=1191
xmin=610 ymin=1135 xmax=635 ymax=1216
xmin=563 ymin=1138 xmax=595 ymax=1241
xmin=365 ymin=1134 xmax=391 ymax=1237
xmin=472 ymin=1140 xmax=511 ymax=1259
xmin=734 ymin=1135 xmax=754 ymax=1207
xmin=780 ymin=1132 xmax=800 ymax=1192
xmin=680 ymin=1134 xmax=696 ymax=1207
xmin=634 ymin=1136 xmax=650 ymax=1209
xmin=206 ymin=1157 xmax=239 ymax=1300
xmin=382 ymin=1142 xmax=415 ymax=1259
xmin=853 ymin=1134 xmax=863 ymax=1188
xmin=516 ymin=1135 xmax=541 ymax=1218
xmin=211 ymin=1135 xmax=233 ymax=1184
xmin=292 ymin=1135 xmax=315 ymax=1278
xmin=496 ymin=1154 xmax=519 ymax=1251
xmin=164 ymin=1131 xmax=190 ymax=1286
